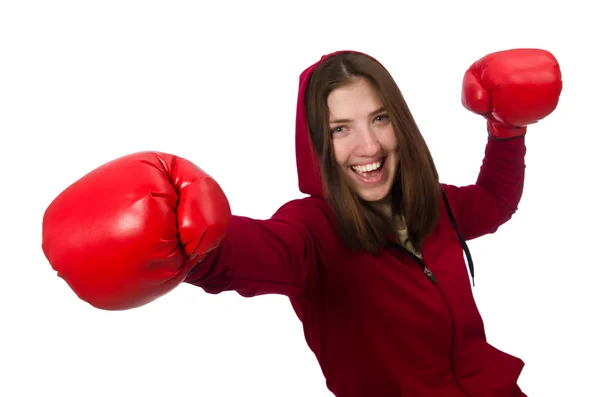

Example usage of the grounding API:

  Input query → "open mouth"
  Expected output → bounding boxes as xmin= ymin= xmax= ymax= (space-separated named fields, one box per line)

xmin=351 ymin=157 xmax=386 ymax=181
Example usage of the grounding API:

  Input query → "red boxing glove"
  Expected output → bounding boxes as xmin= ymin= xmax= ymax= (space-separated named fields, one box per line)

xmin=461 ymin=48 xmax=563 ymax=139
xmin=42 ymin=152 xmax=231 ymax=310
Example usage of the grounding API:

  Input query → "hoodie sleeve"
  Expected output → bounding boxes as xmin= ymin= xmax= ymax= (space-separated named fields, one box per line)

xmin=184 ymin=197 xmax=334 ymax=299
xmin=441 ymin=135 xmax=526 ymax=241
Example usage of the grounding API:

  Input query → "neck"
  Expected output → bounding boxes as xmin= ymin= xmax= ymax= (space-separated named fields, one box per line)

xmin=369 ymin=193 xmax=406 ymax=231
xmin=370 ymin=194 xmax=393 ymax=218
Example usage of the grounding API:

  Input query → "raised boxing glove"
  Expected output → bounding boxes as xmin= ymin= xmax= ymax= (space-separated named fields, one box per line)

xmin=461 ymin=48 xmax=562 ymax=139
xmin=42 ymin=152 xmax=231 ymax=310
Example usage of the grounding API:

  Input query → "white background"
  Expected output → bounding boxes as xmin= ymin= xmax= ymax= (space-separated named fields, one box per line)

xmin=1 ymin=1 xmax=598 ymax=396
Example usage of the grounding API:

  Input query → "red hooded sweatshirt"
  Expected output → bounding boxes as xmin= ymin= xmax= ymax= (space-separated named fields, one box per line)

xmin=186 ymin=50 xmax=528 ymax=397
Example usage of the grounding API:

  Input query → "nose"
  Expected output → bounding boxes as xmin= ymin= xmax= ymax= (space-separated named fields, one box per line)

xmin=355 ymin=125 xmax=381 ymax=156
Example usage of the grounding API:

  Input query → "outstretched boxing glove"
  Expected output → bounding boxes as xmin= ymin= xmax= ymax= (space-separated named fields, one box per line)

xmin=461 ymin=48 xmax=562 ymax=139
xmin=42 ymin=152 xmax=231 ymax=310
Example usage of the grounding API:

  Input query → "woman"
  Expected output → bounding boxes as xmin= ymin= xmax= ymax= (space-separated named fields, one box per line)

xmin=42 ymin=49 xmax=562 ymax=396
xmin=184 ymin=49 xmax=561 ymax=396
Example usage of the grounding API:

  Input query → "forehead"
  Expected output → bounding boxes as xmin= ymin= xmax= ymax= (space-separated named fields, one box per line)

xmin=327 ymin=77 xmax=383 ymax=118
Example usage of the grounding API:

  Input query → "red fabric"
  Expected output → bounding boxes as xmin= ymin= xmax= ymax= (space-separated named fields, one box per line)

xmin=186 ymin=51 xmax=528 ymax=397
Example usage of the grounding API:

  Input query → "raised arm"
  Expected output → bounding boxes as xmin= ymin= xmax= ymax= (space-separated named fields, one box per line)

xmin=443 ymin=48 xmax=562 ymax=240
xmin=442 ymin=136 xmax=526 ymax=240
xmin=185 ymin=197 xmax=336 ymax=299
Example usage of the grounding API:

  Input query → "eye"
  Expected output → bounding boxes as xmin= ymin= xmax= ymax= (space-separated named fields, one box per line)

xmin=330 ymin=126 xmax=346 ymax=134
xmin=374 ymin=114 xmax=389 ymax=123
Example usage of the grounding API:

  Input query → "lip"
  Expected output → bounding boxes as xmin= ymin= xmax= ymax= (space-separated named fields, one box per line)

xmin=349 ymin=157 xmax=386 ymax=185
xmin=350 ymin=156 xmax=386 ymax=167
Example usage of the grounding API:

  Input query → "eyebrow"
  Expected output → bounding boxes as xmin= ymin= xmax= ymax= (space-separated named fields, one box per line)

xmin=329 ymin=106 xmax=387 ymax=124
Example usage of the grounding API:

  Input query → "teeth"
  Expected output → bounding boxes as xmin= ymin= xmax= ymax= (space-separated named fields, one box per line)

xmin=352 ymin=161 xmax=382 ymax=173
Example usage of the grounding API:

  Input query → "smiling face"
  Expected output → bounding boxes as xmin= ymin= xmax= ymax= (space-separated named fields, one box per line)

xmin=303 ymin=52 xmax=442 ymax=253
xmin=327 ymin=77 xmax=400 ymax=205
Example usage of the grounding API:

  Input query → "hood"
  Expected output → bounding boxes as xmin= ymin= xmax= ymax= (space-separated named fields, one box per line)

xmin=294 ymin=50 xmax=386 ymax=197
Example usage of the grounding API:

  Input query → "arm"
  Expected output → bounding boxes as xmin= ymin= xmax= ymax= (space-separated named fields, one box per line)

xmin=442 ymin=135 xmax=526 ymax=240
xmin=443 ymin=48 xmax=561 ymax=241
xmin=184 ymin=197 xmax=334 ymax=299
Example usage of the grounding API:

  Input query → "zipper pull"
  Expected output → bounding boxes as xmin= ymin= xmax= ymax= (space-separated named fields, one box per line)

xmin=423 ymin=266 xmax=437 ymax=284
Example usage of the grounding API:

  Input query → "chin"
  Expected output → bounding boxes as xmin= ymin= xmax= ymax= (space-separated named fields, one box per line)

xmin=356 ymin=187 xmax=392 ymax=203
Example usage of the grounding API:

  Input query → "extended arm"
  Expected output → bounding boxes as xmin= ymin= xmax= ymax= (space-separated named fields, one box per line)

xmin=41 ymin=151 xmax=336 ymax=310
xmin=185 ymin=197 xmax=336 ymax=299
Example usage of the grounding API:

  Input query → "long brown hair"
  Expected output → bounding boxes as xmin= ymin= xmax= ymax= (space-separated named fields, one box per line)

xmin=304 ymin=52 xmax=441 ymax=253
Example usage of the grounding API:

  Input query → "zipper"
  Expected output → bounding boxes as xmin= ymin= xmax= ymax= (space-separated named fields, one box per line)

xmin=389 ymin=240 xmax=437 ymax=285
xmin=434 ymin=283 xmax=474 ymax=397
xmin=423 ymin=266 xmax=437 ymax=284
xmin=389 ymin=241 xmax=473 ymax=397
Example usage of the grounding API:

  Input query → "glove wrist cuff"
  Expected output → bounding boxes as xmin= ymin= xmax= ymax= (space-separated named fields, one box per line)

xmin=487 ymin=120 xmax=527 ymax=140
